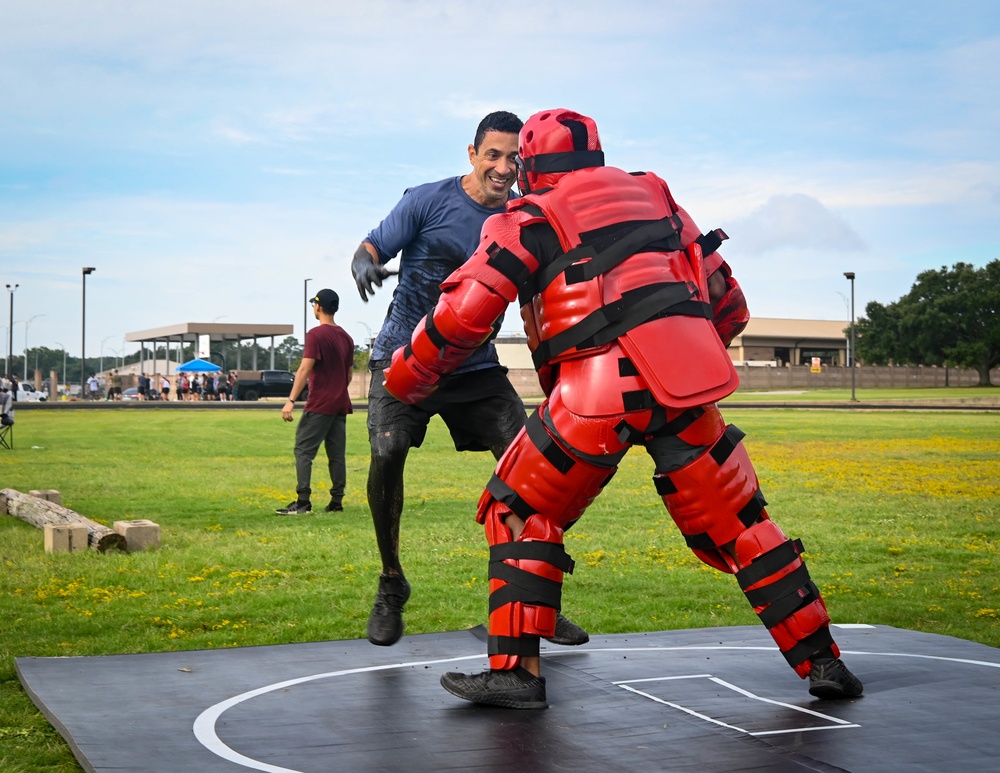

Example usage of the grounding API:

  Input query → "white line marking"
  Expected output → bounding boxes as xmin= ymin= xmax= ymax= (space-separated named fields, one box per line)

xmin=193 ymin=641 xmax=1000 ymax=771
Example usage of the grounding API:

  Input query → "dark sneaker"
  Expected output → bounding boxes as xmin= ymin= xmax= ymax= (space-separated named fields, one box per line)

xmin=367 ymin=574 xmax=411 ymax=646
xmin=809 ymin=658 xmax=864 ymax=699
xmin=276 ymin=500 xmax=312 ymax=515
xmin=440 ymin=666 xmax=548 ymax=709
xmin=545 ymin=613 xmax=589 ymax=646
xmin=324 ymin=501 xmax=344 ymax=512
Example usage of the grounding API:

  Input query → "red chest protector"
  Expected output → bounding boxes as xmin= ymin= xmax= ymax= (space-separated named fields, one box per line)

xmin=515 ymin=166 xmax=738 ymax=410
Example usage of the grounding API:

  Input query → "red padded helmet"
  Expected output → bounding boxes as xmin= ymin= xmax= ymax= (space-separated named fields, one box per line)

xmin=517 ymin=108 xmax=604 ymax=194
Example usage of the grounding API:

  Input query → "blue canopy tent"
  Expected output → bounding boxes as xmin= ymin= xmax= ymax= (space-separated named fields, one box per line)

xmin=175 ymin=358 xmax=222 ymax=373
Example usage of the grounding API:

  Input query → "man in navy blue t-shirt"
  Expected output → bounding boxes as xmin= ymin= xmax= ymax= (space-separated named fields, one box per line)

xmin=351 ymin=111 xmax=588 ymax=649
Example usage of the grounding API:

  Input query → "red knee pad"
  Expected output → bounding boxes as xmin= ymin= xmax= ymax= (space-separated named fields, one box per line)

xmin=655 ymin=425 xmax=764 ymax=570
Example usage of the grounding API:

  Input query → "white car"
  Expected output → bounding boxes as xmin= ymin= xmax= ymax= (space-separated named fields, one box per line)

xmin=14 ymin=383 xmax=48 ymax=402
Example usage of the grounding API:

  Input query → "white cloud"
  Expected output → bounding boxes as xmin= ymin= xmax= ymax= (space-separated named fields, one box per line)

xmin=725 ymin=194 xmax=866 ymax=255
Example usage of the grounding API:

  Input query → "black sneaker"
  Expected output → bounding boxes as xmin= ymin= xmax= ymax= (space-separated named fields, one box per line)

xmin=275 ymin=500 xmax=312 ymax=515
xmin=545 ymin=613 xmax=589 ymax=646
xmin=324 ymin=501 xmax=344 ymax=512
xmin=809 ymin=658 xmax=864 ymax=699
xmin=440 ymin=666 xmax=548 ymax=709
xmin=367 ymin=573 xmax=411 ymax=646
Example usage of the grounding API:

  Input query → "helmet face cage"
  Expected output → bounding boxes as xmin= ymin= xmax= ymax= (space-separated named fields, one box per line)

xmin=515 ymin=154 xmax=530 ymax=195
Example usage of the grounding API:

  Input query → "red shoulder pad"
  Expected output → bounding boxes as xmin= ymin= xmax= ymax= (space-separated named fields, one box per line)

xmin=442 ymin=211 xmax=540 ymax=303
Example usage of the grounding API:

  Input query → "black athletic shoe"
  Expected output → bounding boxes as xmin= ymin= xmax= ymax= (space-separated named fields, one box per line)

xmin=440 ymin=666 xmax=548 ymax=709
xmin=367 ymin=573 xmax=411 ymax=646
xmin=809 ymin=658 xmax=864 ymax=699
xmin=275 ymin=501 xmax=312 ymax=515
xmin=545 ymin=613 xmax=590 ymax=646
xmin=324 ymin=501 xmax=344 ymax=512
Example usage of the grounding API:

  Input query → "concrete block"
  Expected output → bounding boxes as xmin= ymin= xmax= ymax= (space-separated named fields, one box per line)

xmin=114 ymin=519 xmax=160 ymax=551
xmin=29 ymin=489 xmax=62 ymax=504
xmin=44 ymin=523 xmax=90 ymax=553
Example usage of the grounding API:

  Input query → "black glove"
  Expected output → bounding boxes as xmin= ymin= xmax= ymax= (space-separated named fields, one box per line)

xmin=351 ymin=248 xmax=391 ymax=302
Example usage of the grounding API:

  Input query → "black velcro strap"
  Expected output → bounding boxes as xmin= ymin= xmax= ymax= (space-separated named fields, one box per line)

xmin=695 ymin=228 xmax=729 ymax=258
xmin=743 ymin=562 xmax=811 ymax=609
xmin=710 ymin=424 xmax=747 ymax=465
xmin=535 ymin=215 xmax=684 ymax=293
xmin=781 ymin=627 xmax=835 ymax=670
xmin=485 ymin=242 xmax=532 ymax=286
xmin=737 ymin=489 xmax=768 ymax=528
xmin=757 ymin=580 xmax=819 ymax=629
xmin=615 ymin=419 xmax=645 ymax=444
xmin=524 ymin=149 xmax=606 ymax=175
xmin=422 ymin=314 xmax=450 ymax=351
xmin=648 ymin=407 xmax=706 ymax=438
xmin=736 ymin=538 xmax=804 ymax=591
xmin=618 ymin=357 xmax=640 ymax=377
xmin=489 ymin=635 xmax=541 ymax=658
xmin=531 ymin=281 xmax=695 ymax=369
xmin=485 ymin=474 xmax=536 ymax=520
xmin=653 ymin=474 xmax=677 ymax=495
xmin=489 ymin=563 xmax=563 ymax=612
xmin=525 ymin=412 xmax=575 ymax=474
xmin=622 ymin=389 xmax=656 ymax=412
xmin=491 ymin=540 xmax=575 ymax=573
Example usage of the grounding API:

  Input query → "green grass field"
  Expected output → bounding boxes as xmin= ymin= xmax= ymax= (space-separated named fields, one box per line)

xmin=2 ymin=405 xmax=999 ymax=771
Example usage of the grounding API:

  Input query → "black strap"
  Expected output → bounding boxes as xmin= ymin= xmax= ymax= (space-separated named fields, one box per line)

xmin=736 ymin=538 xmax=806 ymax=591
xmin=743 ymin=562 xmax=812 ymax=609
xmin=757 ymin=579 xmax=819 ymax=630
xmin=781 ymin=626 xmax=835 ymax=670
xmin=485 ymin=474 xmax=536 ymax=520
xmin=534 ymin=215 xmax=684 ymax=293
xmin=531 ymin=281 xmax=696 ymax=369
xmin=488 ymin=634 xmax=541 ymax=658
xmin=485 ymin=242 xmax=532 ymax=286
xmin=695 ymin=228 xmax=729 ymax=258
xmin=522 ymin=149 xmax=606 ymax=175
xmin=491 ymin=540 xmax=576 ymax=573
xmin=488 ymin=563 xmax=563 ymax=612
xmin=710 ymin=424 xmax=747 ymax=465
xmin=525 ymin=412 xmax=575 ymax=474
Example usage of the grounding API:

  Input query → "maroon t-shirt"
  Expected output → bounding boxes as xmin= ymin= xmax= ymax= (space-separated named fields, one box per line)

xmin=303 ymin=323 xmax=354 ymax=416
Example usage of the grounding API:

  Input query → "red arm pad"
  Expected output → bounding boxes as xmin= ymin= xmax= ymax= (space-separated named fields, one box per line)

xmin=711 ymin=262 xmax=750 ymax=347
xmin=383 ymin=341 xmax=441 ymax=404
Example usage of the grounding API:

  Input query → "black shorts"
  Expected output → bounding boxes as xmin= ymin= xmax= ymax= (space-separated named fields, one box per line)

xmin=367 ymin=362 xmax=526 ymax=452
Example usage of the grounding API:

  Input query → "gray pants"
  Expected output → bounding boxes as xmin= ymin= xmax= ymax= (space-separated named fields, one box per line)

xmin=294 ymin=411 xmax=347 ymax=505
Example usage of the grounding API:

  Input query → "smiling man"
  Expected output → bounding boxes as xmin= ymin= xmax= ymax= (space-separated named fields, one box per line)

xmin=350 ymin=111 xmax=589 ymax=650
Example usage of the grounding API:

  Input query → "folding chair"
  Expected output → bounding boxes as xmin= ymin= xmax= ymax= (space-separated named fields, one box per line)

xmin=0 ymin=420 xmax=11 ymax=450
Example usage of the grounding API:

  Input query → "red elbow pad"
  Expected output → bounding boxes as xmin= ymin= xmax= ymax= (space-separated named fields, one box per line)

xmin=383 ymin=346 xmax=440 ymax=404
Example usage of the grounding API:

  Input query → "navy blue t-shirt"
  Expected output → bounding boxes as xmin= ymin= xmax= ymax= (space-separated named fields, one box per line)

xmin=366 ymin=176 xmax=513 ymax=371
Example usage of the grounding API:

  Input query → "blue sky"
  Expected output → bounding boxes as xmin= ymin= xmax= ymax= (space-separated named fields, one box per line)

xmin=2 ymin=0 xmax=998 ymax=360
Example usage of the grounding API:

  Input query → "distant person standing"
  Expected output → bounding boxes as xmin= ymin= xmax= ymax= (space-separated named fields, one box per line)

xmin=87 ymin=373 xmax=100 ymax=400
xmin=277 ymin=289 xmax=355 ymax=515
xmin=110 ymin=369 xmax=123 ymax=400
xmin=161 ymin=375 xmax=171 ymax=401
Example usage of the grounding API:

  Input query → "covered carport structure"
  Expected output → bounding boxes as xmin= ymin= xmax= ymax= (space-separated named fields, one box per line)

xmin=125 ymin=322 xmax=295 ymax=375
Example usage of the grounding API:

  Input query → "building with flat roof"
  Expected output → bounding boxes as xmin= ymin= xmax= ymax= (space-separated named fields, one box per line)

xmin=125 ymin=322 xmax=294 ymax=374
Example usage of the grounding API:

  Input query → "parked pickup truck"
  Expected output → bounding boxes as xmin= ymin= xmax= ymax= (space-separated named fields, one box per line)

xmin=236 ymin=370 xmax=306 ymax=402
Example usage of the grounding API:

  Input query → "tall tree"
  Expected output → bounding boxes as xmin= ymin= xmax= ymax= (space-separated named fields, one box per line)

xmin=856 ymin=260 xmax=1000 ymax=385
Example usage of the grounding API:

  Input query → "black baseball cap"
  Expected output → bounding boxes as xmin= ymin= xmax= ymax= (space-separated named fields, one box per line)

xmin=309 ymin=288 xmax=339 ymax=312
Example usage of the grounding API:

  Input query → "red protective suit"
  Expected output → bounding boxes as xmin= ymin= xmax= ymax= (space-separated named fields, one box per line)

xmin=384 ymin=120 xmax=840 ymax=681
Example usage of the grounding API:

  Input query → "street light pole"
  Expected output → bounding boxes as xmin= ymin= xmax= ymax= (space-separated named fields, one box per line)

xmin=100 ymin=335 xmax=114 ymax=374
xmin=81 ymin=267 xmax=95 ymax=392
xmin=5 ymin=283 xmax=17 ymax=378
xmin=55 ymin=341 xmax=66 ymax=395
xmin=843 ymin=272 xmax=857 ymax=402
xmin=24 ymin=313 xmax=45 ymax=381
xmin=303 ymin=278 xmax=312 ymax=343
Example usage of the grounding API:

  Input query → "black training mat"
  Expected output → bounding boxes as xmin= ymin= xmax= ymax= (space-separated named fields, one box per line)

xmin=16 ymin=624 xmax=1000 ymax=772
